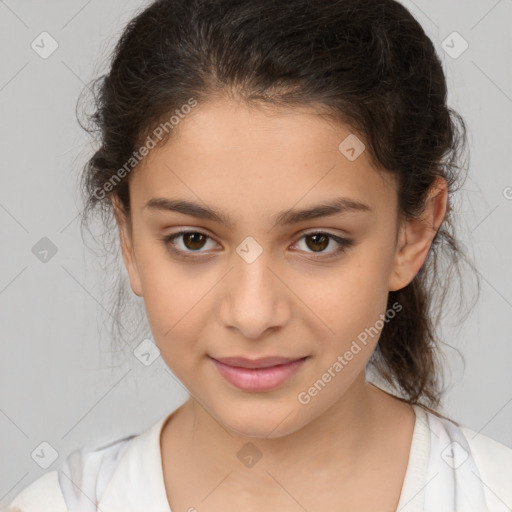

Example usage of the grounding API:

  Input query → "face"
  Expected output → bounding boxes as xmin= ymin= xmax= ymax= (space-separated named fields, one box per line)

xmin=113 ymin=98 xmax=444 ymax=438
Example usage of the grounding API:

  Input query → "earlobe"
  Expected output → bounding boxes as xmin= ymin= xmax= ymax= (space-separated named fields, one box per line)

xmin=111 ymin=196 xmax=143 ymax=297
xmin=388 ymin=177 xmax=448 ymax=292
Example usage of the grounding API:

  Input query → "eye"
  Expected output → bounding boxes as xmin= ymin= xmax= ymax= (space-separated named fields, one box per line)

xmin=161 ymin=230 xmax=219 ymax=259
xmin=161 ymin=229 xmax=353 ymax=261
xmin=291 ymin=231 xmax=354 ymax=260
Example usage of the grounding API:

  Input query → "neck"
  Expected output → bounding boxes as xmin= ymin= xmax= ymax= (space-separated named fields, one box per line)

xmin=160 ymin=375 xmax=416 ymax=510
xmin=182 ymin=373 xmax=381 ymax=479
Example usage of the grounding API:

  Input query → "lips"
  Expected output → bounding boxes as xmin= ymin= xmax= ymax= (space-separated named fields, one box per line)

xmin=210 ymin=355 xmax=309 ymax=392
xmin=211 ymin=356 xmax=306 ymax=369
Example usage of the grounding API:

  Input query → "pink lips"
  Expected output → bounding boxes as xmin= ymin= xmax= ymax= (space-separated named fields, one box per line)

xmin=210 ymin=356 xmax=308 ymax=392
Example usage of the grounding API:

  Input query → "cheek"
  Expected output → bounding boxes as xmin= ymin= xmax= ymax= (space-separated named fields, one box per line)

xmin=307 ymin=246 xmax=394 ymax=352
xmin=134 ymin=246 xmax=205 ymax=347
xmin=142 ymin=274 xmax=206 ymax=380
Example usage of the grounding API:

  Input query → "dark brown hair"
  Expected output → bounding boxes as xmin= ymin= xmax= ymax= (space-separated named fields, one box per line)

xmin=78 ymin=0 xmax=479 ymax=416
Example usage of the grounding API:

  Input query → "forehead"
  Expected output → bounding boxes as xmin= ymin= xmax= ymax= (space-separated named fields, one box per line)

xmin=130 ymin=99 xmax=397 ymax=223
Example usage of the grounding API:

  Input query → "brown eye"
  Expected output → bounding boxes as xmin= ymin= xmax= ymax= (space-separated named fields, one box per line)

xmin=162 ymin=229 xmax=353 ymax=261
xmin=293 ymin=231 xmax=354 ymax=260
xmin=181 ymin=232 xmax=208 ymax=251
xmin=162 ymin=230 xmax=218 ymax=258
xmin=304 ymin=233 xmax=329 ymax=252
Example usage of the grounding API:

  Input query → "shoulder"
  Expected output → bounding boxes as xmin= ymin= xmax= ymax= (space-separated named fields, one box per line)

xmin=6 ymin=471 xmax=67 ymax=512
xmin=5 ymin=411 xmax=173 ymax=512
xmin=423 ymin=406 xmax=512 ymax=510
xmin=460 ymin=424 xmax=512 ymax=508
xmin=6 ymin=435 xmax=134 ymax=512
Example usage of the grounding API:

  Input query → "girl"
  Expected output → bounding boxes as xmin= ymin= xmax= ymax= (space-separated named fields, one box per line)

xmin=8 ymin=0 xmax=511 ymax=511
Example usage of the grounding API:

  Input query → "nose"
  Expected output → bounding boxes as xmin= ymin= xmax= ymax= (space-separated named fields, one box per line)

xmin=218 ymin=252 xmax=291 ymax=340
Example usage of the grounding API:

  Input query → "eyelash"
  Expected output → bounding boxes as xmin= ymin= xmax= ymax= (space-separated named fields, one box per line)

xmin=160 ymin=229 xmax=354 ymax=261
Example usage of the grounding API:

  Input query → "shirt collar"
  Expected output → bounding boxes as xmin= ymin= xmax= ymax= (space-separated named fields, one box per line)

xmin=98 ymin=410 xmax=175 ymax=512
xmin=396 ymin=404 xmax=430 ymax=511
xmin=98 ymin=404 xmax=429 ymax=512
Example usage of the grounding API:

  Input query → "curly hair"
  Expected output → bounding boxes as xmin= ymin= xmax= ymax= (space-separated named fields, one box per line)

xmin=77 ymin=0 xmax=479 ymax=415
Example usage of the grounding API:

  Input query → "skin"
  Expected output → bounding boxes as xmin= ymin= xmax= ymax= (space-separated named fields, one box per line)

xmin=112 ymin=97 xmax=448 ymax=511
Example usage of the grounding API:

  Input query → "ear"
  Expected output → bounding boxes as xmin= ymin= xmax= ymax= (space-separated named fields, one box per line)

xmin=111 ymin=195 xmax=143 ymax=297
xmin=388 ymin=177 xmax=448 ymax=292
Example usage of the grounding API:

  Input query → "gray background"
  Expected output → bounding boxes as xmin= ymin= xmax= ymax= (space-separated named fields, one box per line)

xmin=1 ymin=0 xmax=511 ymax=506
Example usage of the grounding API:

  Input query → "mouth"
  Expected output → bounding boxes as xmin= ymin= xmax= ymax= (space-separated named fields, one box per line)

xmin=209 ymin=355 xmax=309 ymax=392
xmin=211 ymin=355 xmax=308 ymax=369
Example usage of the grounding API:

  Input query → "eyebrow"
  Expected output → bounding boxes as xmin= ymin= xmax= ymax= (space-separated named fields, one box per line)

xmin=143 ymin=196 xmax=372 ymax=229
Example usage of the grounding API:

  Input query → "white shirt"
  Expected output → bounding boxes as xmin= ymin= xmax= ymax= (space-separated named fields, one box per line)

xmin=7 ymin=404 xmax=512 ymax=512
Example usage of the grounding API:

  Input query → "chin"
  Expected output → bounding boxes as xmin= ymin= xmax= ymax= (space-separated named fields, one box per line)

xmin=216 ymin=405 xmax=305 ymax=439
